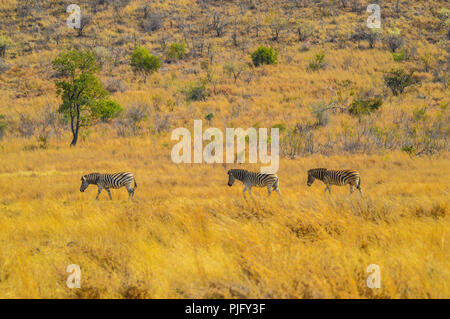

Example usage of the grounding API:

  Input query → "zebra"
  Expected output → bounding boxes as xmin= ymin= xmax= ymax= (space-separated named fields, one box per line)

xmin=227 ymin=169 xmax=281 ymax=198
xmin=307 ymin=168 xmax=362 ymax=196
xmin=80 ymin=172 xmax=137 ymax=200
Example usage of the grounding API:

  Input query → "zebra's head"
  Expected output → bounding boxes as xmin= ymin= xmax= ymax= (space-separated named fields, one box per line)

xmin=307 ymin=168 xmax=326 ymax=186
xmin=307 ymin=169 xmax=316 ymax=186
xmin=80 ymin=176 xmax=89 ymax=192
xmin=227 ymin=170 xmax=235 ymax=187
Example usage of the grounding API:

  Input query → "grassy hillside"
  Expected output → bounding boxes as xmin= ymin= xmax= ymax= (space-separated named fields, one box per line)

xmin=0 ymin=0 xmax=448 ymax=298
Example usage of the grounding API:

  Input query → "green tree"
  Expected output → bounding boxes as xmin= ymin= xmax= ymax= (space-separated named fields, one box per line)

xmin=130 ymin=46 xmax=161 ymax=82
xmin=52 ymin=50 xmax=122 ymax=146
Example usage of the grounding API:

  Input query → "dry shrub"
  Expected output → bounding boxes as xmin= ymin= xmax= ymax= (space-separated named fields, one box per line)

xmin=412 ymin=203 xmax=446 ymax=219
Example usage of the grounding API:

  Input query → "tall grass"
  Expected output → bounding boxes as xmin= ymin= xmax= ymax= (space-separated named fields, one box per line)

xmin=0 ymin=138 xmax=448 ymax=298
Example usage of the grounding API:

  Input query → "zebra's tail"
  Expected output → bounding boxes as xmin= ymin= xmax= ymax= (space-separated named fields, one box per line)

xmin=133 ymin=177 xmax=138 ymax=189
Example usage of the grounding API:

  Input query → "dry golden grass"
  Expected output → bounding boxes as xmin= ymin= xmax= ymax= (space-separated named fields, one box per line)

xmin=0 ymin=0 xmax=448 ymax=299
xmin=0 ymin=137 xmax=448 ymax=298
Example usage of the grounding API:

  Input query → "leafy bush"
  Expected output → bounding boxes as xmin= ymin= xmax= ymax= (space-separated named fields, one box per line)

xmin=251 ymin=46 xmax=278 ymax=67
xmin=393 ymin=50 xmax=407 ymax=62
xmin=349 ymin=97 xmax=383 ymax=116
xmin=92 ymin=100 xmax=123 ymax=122
xmin=308 ymin=52 xmax=326 ymax=71
xmin=384 ymin=69 xmax=418 ymax=96
xmin=166 ymin=42 xmax=186 ymax=61
xmin=130 ymin=47 xmax=161 ymax=81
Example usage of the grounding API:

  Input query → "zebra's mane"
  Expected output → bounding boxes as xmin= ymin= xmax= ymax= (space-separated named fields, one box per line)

xmin=308 ymin=168 xmax=327 ymax=177
xmin=84 ymin=173 xmax=101 ymax=183
xmin=229 ymin=169 xmax=249 ymax=174
xmin=229 ymin=169 xmax=252 ymax=180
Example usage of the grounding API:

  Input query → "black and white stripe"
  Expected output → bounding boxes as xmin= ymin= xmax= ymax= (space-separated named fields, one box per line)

xmin=80 ymin=172 xmax=137 ymax=200
xmin=307 ymin=168 xmax=362 ymax=195
xmin=227 ymin=169 xmax=280 ymax=198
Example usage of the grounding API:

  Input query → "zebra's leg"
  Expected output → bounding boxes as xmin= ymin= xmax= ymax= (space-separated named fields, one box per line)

xmin=95 ymin=187 xmax=103 ymax=200
xmin=126 ymin=186 xmax=134 ymax=200
xmin=242 ymin=186 xmax=248 ymax=199
xmin=273 ymin=181 xmax=281 ymax=196
xmin=267 ymin=185 xmax=272 ymax=196
xmin=356 ymin=178 xmax=363 ymax=196
xmin=349 ymin=185 xmax=354 ymax=195
xmin=106 ymin=188 xmax=112 ymax=200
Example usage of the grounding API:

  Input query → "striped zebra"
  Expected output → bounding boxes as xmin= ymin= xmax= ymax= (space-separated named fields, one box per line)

xmin=80 ymin=172 xmax=137 ymax=200
xmin=227 ymin=169 xmax=281 ymax=198
xmin=307 ymin=168 xmax=362 ymax=196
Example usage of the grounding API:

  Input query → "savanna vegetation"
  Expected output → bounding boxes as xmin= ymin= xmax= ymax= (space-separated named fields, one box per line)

xmin=0 ymin=0 xmax=448 ymax=298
